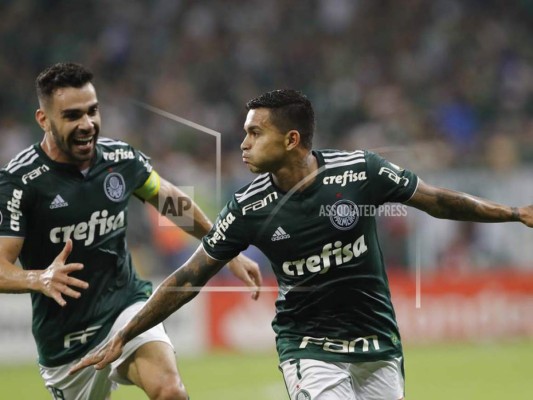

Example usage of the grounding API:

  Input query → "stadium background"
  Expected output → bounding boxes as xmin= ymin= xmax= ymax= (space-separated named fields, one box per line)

xmin=0 ymin=1 xmax=532 ymax=399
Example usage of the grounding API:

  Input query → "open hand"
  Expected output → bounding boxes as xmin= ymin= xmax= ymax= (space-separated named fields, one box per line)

xmin=69 ymin=333 xmax=124 ymax=375
xmin=227 ymin=254 xmax=262 ymax=300
xmin=38 ymin=239 xmax=88 ymax=306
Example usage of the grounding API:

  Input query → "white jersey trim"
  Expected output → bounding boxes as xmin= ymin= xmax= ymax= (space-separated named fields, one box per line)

xmin=97 ymin=137 xmax=129 ymax=147
xmin=404 ymin=176 xmax=420 ymax=202
xmin=235 ymin=173 xmax=271 ymax=203
xmin=322 ymin=150 xmax=366 ymax=170
xmin=201 ymin=243 xmax=232 ymax=262
xmin=5 ymin=147 xmax=37 ymax=173
xmin=8 ymin=153 xmax=39 ymax=173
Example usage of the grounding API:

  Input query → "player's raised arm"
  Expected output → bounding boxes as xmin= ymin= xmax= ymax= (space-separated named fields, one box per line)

xmin=69 ymin=244 xmax=247 ymax=373
xmin=405 ymin=179 xmax=533 ymax=226
xmin=0 ymin=237 xmax=88 ymax=306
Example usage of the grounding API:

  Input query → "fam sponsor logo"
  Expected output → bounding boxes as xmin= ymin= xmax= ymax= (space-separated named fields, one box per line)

xmin=22 ymin=164 xmax=49 ymax=184
xmin=102 ymin=149 xmax=135 ymax=162
xmin=7 ymin=188 xmax=23 ymax=232
xmin=138 ymin=153 xmax=153 ymax=174
xmin=282 ymin=234 xmax=368 ymax=276
xmin=49 ymin=209 xmax=125 ymax=246
xmin=299 ymin=334 xmax=380 ymax=354
xmin=206 ymin=212 xmax=236 ymax=247
xmin=323 ymin=170 xmax=367 ymax=187
xmin=378 ymin=166 xmax=409 ymax=187
xmin=242 ymin=192 xmax=278 ymax=215
xmin=104 ymin=172 xmax=126 ymax=202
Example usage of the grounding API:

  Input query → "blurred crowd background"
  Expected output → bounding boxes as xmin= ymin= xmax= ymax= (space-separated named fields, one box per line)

xmin=1 ymin=0 xmax=532 ymax=277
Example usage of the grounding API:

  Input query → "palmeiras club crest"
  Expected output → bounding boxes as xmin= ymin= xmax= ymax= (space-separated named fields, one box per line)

xmin=104 ymin=172 xmax=126 ymax=202
xmin=329 ymin=199 xmax=359 ymax=230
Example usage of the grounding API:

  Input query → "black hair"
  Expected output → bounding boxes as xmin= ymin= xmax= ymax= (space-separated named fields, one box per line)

xmin=246 ymin=89 xmax=315 ymax=149
xmin=36 ymin=62 xmax=94 ymax=101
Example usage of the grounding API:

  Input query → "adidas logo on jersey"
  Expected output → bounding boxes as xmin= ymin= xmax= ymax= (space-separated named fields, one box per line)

xmin=271 ymin=226 xmax=290 ymax=241
xmin=50 ymin=194 xmax=69 ymax=209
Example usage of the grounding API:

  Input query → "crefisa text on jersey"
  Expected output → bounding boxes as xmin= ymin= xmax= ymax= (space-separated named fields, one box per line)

xmin=206 ymin=212 xmax=236 ymax=246
xmin=282 ymin=235 xmax=368 ymax=276
xmin=49 ymin=209 xmax=125 ymax=246
xmin=102 ymin=149 xmax=135 ymax=162
xmin=322 ymin=170 xmax=367 ymax=187
xmin=7 ymin=188 xmax=23 ymax=232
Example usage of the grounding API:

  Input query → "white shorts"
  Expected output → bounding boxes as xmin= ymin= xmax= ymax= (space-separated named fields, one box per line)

xmin=39 ymin=301 xmax=174 ymax=400
xmin=280 ymin=357 xmax=404 ymax=400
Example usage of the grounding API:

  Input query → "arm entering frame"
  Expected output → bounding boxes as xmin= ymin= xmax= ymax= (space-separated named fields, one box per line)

xmin=405 ymin=179 xmax=531 ymax=225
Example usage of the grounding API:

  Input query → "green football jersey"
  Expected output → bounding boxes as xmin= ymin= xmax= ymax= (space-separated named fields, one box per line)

xmin=0 ymin=138 xmax=155 ymax=367
xmin=202 ymin=150 xmax=418 ymax=363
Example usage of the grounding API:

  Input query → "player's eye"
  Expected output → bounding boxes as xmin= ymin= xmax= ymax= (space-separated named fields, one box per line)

xmin=63 ymin=112 xmax=82 ymax=121
xmin=88 ymin=105 xmax=99 ymax=116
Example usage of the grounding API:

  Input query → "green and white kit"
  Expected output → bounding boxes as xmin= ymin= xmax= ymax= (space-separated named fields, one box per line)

xmin=203 ymin=150 xmax=418 ymax=364
xmin=0 ymin=138 xmax=161 ymax=367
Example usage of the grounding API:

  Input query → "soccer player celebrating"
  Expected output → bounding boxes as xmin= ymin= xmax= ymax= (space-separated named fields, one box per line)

xmin=0 ymin=63 xmax=261 ymax=400
xmin=70 ymin=89 xmax=533 ymax=400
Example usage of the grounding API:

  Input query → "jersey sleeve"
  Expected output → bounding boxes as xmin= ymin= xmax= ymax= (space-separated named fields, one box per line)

xmin=0 ymin=173 xmax=29 ymax=237
xmin=365 ymin=151 xmax=419 ymax=205
xmin=201 ymin=196 xmax=250 ymax=261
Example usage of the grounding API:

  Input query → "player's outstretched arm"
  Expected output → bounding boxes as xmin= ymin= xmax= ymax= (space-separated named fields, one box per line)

xmin=0 ymin=238 xmax=88 ymax=306
xmin=69 ymin=244 xmax=239 ymax=374
xmin=406 ymin=179 xmax=533 ymax=226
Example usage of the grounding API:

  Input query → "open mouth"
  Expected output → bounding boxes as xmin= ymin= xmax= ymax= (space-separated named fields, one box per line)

xmin=72 ymin=136 xmax=95 ymax=151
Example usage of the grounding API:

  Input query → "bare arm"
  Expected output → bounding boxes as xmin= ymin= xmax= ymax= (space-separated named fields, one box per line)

xmin=69 ymin=245 xmax=246 ymax=373
xmin=122 ymin=246 xmax=226 ymax=341
xmin=405 ymin=179 xmax=533 ymax=226
xmin=0 ymin=237 xmax=88 ymax=306
xmin=146 ymin=177 xmax=212 ymax=240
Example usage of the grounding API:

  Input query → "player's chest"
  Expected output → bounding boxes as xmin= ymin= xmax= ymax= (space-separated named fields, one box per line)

xmin=251 ymin=187 xmax=369 ymax=252
xmin=28 ymin=168 xmax=132 ymax=227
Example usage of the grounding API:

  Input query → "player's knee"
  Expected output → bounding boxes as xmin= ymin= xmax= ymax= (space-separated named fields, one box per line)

xmin=151 ymin=377 xmax=189 ymax=400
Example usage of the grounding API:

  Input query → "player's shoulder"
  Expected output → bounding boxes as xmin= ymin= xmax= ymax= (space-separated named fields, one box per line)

xmin=318 ymin=148 xmax=368 ymax=170
xmin=233 ymin=173 xmax=274 ymax=206
xmin=97 ymin=137 xmax=151 ymax=162
xmin=0 ymin=144 xmax=44 ymax=181
xmin=97 ymin=136 xmax=135 ymax=153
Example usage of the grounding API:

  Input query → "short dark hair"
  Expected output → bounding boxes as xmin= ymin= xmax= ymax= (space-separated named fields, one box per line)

xmin=36 ymin=62 xmax=94 ymax=102
xmin=246 ymin=89 xmax=315 ymax=149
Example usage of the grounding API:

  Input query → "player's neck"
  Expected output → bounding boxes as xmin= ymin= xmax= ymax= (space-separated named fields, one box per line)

xmin=40 ymin=136 xmax=92 ymax=171
xmin=272 ymin=151 xmax=317 ymax=193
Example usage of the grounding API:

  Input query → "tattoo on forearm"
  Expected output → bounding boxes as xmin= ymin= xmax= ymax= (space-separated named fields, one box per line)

xmin=415 ymin=187 xmax=513 ymax=222
xmin=124 ymin=252 xmax=220 ymax=341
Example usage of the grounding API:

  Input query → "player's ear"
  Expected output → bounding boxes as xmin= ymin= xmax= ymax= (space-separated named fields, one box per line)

xmin=35 ymin=108 xmax=49 ymax=132
xmin=285 ymin=130 xmax=300 ymax=150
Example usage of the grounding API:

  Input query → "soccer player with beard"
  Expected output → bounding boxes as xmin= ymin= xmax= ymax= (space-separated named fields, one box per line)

xmin=0 ymin=63 xmax=261 ymax=400
xmin=70 ymin=89 xmax=533 ymax=399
